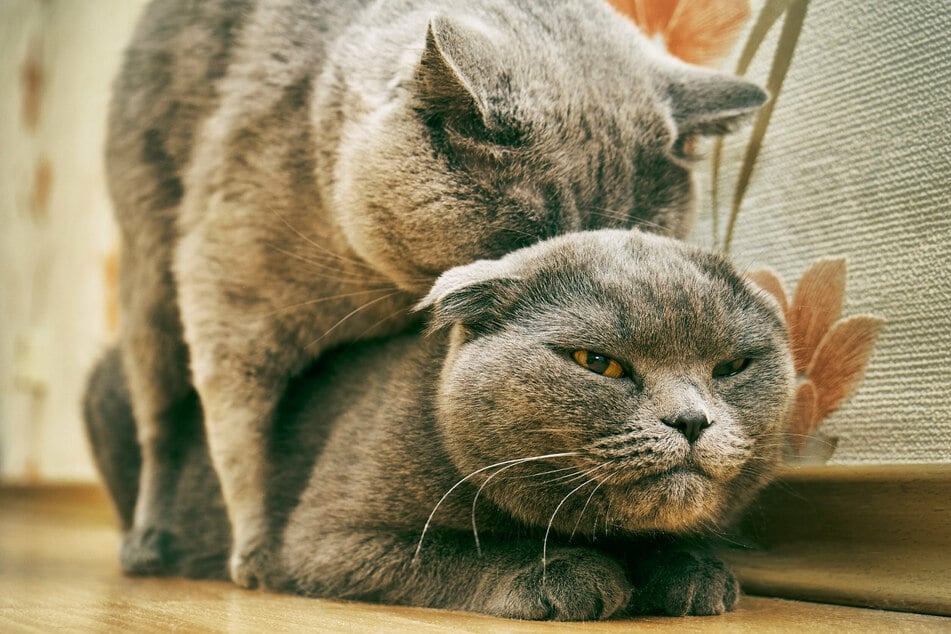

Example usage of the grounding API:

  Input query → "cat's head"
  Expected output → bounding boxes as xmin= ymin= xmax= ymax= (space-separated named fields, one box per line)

xmin=329 ymin=2 xmax=766 ymax=291
xmin=417 ymin=229 xmax=793 ymax=536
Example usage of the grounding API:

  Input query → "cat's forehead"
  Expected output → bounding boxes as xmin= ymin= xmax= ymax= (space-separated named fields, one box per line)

xmin=504 ymin=51 xmax=671 ymax=147
xmin=483 ymin=5 xmax=674 ymax=142
xmin=516 ymin=232 xmax=776 ymax=357
xmin=521 ymin=231 xmax=710 ymax=285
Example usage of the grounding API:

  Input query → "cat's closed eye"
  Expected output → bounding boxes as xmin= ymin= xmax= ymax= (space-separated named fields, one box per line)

xmin=572 ymin=350 xmax=626 ymax=379
xmin=712 ymin=357 xmax=750 ymax=378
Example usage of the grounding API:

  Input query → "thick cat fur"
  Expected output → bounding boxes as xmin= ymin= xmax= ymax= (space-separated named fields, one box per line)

xmin=107 ymin=0 xmax=766 ymax=586
xmin=86 ymin=230 xmax=793 ymax=620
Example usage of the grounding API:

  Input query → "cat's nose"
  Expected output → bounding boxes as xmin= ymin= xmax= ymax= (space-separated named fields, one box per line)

xmin=662 ymin=412 xmax=711 ymax=444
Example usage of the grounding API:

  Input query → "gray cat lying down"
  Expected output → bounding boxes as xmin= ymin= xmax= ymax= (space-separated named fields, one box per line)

xmin=85 ymin=230 xmax=793 ymax=620
xmin=108 ymin=0 xmax=767 ymax=586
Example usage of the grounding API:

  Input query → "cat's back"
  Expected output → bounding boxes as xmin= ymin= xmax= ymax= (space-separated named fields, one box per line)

xmin=107 ymin=0 xmax=249 ymax=217
xmin=105 ymin=0 xmax=364 ymax=226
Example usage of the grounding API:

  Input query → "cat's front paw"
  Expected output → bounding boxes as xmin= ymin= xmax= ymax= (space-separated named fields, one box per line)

xmin=229 ymin=543 xmax=274 ymax=590
xmin=628 ymin=550 xmax=739 ymax=616
xmin=483 ymin=548 xmax=631 ymax=621
xmin=120 ymin=526 xmax=178 ymax=576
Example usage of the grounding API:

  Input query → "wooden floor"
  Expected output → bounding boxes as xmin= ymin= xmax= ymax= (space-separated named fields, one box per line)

xmin=2 ymin=486 xmax=948 ymax=633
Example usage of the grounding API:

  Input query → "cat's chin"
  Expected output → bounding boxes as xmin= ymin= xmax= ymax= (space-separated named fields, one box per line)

xmin=611 ymin=468 xmax=725 ymax=533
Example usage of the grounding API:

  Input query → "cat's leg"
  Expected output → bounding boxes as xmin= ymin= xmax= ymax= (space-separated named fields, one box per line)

xmin=282 ymin=530 xmax=632 ymax=621
xmin=82 ymin=347 xmax=140 ymax=531
xmin=189 ymin=366 xmax=284 ymax=589
xmin=116 ymin=244 xmax=194 ymax=576
xmin=621 ymin=542 xmax=740 ymax=616
xmin=173 ymin=246 xmax=312 ymax=588
xmin=172 ymin=210 xmax=416 ymax=588
xmin=83 ymin=345 xmax=232 ymax=581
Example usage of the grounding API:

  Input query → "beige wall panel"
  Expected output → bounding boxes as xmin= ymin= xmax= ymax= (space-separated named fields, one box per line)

xmin=1 ymin=1 xmax=148 ymax=482
xmin=691 ymin=1 xmax=950 ymax=462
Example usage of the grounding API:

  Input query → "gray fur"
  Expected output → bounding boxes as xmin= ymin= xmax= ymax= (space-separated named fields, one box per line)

xmin=106 ymin=0 xmax=767 ymax=585
xmin=85 ymin=230 xmax=793 ymax=620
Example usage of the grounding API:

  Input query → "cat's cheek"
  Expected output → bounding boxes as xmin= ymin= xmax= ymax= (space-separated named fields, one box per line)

xmin=692 ymin=423 xmax=752 ymax=482
xmin=716 ymin=360 xmax=795 ymax=434
xmin=434 ymin=338 xmax=550 ymax=470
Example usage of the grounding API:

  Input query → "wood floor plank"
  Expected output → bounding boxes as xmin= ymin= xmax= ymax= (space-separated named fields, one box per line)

xmin=1 ymin=485 xmax=948 ymax=633
xmin=723 ymin=464 xmax=951 ymax=616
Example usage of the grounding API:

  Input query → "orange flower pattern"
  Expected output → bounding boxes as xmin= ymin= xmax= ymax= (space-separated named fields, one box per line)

xmin=606 ymin=0 xmax=752 ymax=67
xmin=747 ymin=260 xmax=884 ymax=451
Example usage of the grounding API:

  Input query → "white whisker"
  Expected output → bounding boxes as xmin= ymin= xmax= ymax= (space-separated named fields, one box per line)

xmin=470 ymin=461 xmax=525 ymax=557
xmin=306 ymin=290 xmax=403 ymax=349
xmin=541 ymin=472 xmax=606 ymax=583
xmin=264 ymin=203 xmax=381 ymax=272
xmin=538 ymin=463 xmax=608 ymax=486
xmin=256 ymin=287 xmax=397 ymax=317
xmin=569 ymin=467 xmax=618 ymax=540
xmin=516 ymin=465 xmax=579 ymax=480
xmin=354 ymin=305 xmax=412 ymax=340
xmin=263 ymin=242 xmax=388 ymax=284
xmin=413 ymin=452 xmax=579 ymax=564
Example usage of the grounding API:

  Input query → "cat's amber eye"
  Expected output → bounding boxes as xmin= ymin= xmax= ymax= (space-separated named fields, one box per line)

xmin=712 ymin=358 xmax=750 ymax=378
xmin=572 ymin=350 xmax=625 ymax=379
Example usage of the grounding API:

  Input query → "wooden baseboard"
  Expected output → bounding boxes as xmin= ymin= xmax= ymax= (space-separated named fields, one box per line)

xmin=5 ymin=468 xmax=949 ymax=617
xmin=720 ymin=464 xmax=951 ymax=616
xmin=0 ymin=482 xmax=114 ymax=523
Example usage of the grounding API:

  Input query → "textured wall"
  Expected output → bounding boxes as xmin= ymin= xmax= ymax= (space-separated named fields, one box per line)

xmin=1 ymin=1 xmax=946 ymax=482
xmin=691 ymin=1 xmax=950 ymax=462
xmin=0 ymin=1 xmax=148 ymax=481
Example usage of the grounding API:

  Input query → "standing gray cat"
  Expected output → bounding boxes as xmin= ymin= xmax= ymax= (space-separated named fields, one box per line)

xmin=107 ymin=0 xmax=766 ymax=587
xmin=85 ymin=230 xmax=793 ymax=620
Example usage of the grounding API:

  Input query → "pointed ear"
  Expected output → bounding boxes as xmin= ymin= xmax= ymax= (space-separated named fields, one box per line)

xmin=661 ymin=65 xmax=768 ymax=136
xmin=414 ymin=16 xmax=492 ymax=134
xmin=414 ymin=258 xmax=520 ymax=334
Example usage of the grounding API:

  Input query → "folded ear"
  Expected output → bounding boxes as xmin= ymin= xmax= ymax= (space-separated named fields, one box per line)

xmin=659 ymin=63 xmax=768 ymax=136
xmin=414 ymin=258 xmax=521 ymax=334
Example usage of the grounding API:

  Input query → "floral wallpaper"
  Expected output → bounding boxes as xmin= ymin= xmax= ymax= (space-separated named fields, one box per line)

xmin=611 ymin=0 xmax=886 ymax=463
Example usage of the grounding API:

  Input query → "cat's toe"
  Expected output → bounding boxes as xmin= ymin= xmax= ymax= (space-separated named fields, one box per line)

xmin=486 ymin=549 xmax=630 ymax=621
xmin=120 ymin=526 xmax=177 ymax=576
xmin=229 ymin=545 xmax=275 ymax=589
xmin=629 ymin=550 xmax=739 ymax=617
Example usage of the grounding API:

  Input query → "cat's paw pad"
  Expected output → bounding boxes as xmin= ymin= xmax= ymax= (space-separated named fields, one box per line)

xmin=486 ymin=549 xmax=630 ymax=621
xmin=630 ymin=551 xmax=739 ymax=616
xmin=120 ymin=526 xmax=177 ymax=576
xmin=229 ymin=545 xmax=273 ymax=589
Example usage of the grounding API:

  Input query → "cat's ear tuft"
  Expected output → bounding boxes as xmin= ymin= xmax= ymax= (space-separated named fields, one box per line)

xmin=661 ymin=64 xmax=768 ymax=136
xmin=414 ymin=16 xmax=492 ymax=135
xmin=414 ymin=259 xmax=520 ymax=334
